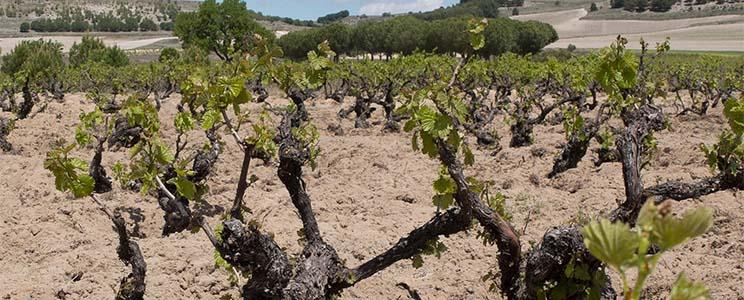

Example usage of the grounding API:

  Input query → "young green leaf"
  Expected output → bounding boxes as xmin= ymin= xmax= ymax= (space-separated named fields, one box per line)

xmin=669 ymin=273 xmax=710 ymax=300
xmin=581 ymin=219 xmax=639 ymax=271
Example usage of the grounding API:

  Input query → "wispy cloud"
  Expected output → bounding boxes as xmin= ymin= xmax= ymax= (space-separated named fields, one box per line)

xmin=359 ymin=0 xmax=444 ymax=15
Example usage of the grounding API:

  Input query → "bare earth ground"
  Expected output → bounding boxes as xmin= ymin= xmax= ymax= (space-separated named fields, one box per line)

xmin=0 ymin=93 xmax=742 ymax=299
xmin=513 ymin=8 xmax=744 ymax=51
xmin=0 ymin=35 xmax=177 ymax=54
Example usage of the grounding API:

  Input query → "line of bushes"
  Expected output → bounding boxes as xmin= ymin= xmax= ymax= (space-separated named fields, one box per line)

xmin=277 ymin=16 xmax=557 ymax=59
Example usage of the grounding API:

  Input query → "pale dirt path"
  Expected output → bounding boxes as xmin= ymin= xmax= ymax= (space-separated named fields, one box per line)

xmin=0 ymin=36 xmax=177 ymax=54
xmin=548 ymin=22 xmax=744 ymax=51
xmin=512 ymin=8 xmax=744 ymax=50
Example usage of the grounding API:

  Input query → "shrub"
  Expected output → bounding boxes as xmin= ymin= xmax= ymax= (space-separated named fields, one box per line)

xmin=158 ymin=47 xmax=180 ymax=63
xmin=69 ymin=36 xmax=129 ymax=67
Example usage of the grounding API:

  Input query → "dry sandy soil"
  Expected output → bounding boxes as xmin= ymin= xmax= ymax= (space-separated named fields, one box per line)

xmin=0 ymin=93 xmax=742 ymax=299
xmin=0 ymin=35 xmax=177 ymax=54
xmin=513 ymin=8 xmax=744 ymax=51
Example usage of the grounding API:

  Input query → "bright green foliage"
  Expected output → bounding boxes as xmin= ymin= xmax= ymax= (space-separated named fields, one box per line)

xmin=212 ymin=223 xmax=245 ymax=284
xmin=537 ymin=257 xmax=607 ymax=300
xmin=669 ymin=273 xmax=710 ymax=300
xmin=595 ymin=36 xmax=638 ymax=111
xmin=724 ymin=97 xmax=744 ymax=135
xmin=75 ymin=106 xmax=106 ymax=147
xmin=467 ymin=177 xmax=511 ymax=221
xmin=69 ymin=36 xmax=129 ymax=67
xmin=598 ymin=129 xmax=615 ymax=151
xmin=169 ymin=164 xmax=197 ymax=200
xmin=290 ymin=122 xmax=321 ymax=170
xmin=412 ymin=237 xmax=448 ymax=268
xmin=582 ymin=201 xmax=713 ymax=300
xmin=582 ymin=219 xmax=640 ymax=270
xmin=122 ymin=96 xmax=161 ymax=136
xmin=112 ymin=97 xmax=182 ymax=195
xmin=274 ymin=41 xmax=335 ymax=95
xmin=173 ymin=0 xmax=273 ymax=61
xmin=1 ymin=39 xmax=64 ymax=86
xmin=468 ymin=18 xmax=487 ymax=51
xmin=174 ymin=112 xmax=194 ymax=134
xmin=158 ymin=47 xmax=180 ymax=63
xmin=247 ymin=112 xmax=278 ymax=159
xmin=44 ymin=144 xmax=95 ymax=198
xmin=432 ymin=166 xmax=457 ymax=210
xmin=637 ymin=202 xmax=713 ymax=252
xmin=700 ymin=97 xmax=744 ymax=176
xmin=562 ymin=106 xmax=587 ymax=142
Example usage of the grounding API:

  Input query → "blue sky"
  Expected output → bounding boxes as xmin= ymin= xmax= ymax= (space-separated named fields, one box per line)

xmin=243 ymin=0 xmax=460 ymax=20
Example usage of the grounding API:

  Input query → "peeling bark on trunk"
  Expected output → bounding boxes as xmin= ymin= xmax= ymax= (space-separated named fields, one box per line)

xmin=349 ymin=207 xmax=471 ymax=283
xmin=90 ymin=195 xmax=146 ymax=300
xmin=108 ymin=117 xmax=142 ymax=150
xmin=510 ymin=96 xmax=581 ymax=148
xmin=609 ymin=105 xmax=666 ymax=224
xmin=329 ymin=78 xmax=349 ymax=103
xmin=645 ymin=171 xmax=743 ymax=202
xmin=381 ymin=87 xmax=400 ymax=132
xmin=594 ymin=147 xmax=621 ymax=167
xmin=89 ymin=141 xmax=113 ymax=194
xmin=0 ymin=117 xmax=12 ymax=152
xmin=510 ymin=111 xmax=533 ymax=148
xmin=548 ymin=134 xmax=592 ymax=178
xmin=157 ymin=168 xmax=192 ymax=236
xmin=18 ymin=82 xmax=37 ymax=120
xmin=338 ymin=95 xmax=375 ymax=129
xmin=230 ymin=144 xmax=253 ymax=221
xmin=522 ymin=226 xmax=616 ymax=300
xmin=113 ymin=212 xmax=146 ymax=300
xmin=288 ymin=89 xmax=310 ymax=122
xmin=220 ymin=220 xmax=292 ymax=299
xmin=436 ymin=141 xmax=522 ymax=300
xmin=549 ymin=112 xmax=604 ymax=178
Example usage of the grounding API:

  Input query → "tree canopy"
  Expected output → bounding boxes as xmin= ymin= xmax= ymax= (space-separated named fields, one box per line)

xmin=69 ymin=36 xmax=129 ymax=68
xmin=1 ymin=39 xmax=64 ymax=84
xmin=278 ymin=16 xmax=557 ymax=59
xmin=174 ymin=0 xmax=273 ymax=61
xmin=317 ymin=10 xmax=350 ymax=24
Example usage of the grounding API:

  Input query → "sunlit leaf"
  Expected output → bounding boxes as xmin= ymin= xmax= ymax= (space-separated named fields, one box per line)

xmin=582 ymin=219 xmax=639 ymax=270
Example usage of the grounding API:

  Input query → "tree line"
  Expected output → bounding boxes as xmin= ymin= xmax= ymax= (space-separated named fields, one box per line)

xmin=317 ymin=10 xmax=350 ymax=23
xmin=277 ymin=16 xmax=557 ymax=59
xmin=410 ymin=0 xmax=523 ymax=20
xmin=611 ymin=0 xmax=679 ymax=11
xmin=18 ymin=4 xmax=176 ymax=33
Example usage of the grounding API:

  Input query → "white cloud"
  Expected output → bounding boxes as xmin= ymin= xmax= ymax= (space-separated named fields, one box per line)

xmin=359 ymin=0 xmax=444 ymax=15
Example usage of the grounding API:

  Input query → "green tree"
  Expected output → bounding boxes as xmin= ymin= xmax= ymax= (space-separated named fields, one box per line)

xmin=1 ymin=39 xmax=65 ymax=118
xmin=69 ymin=36 xmax=129 ymax=67
xmin=590 ymin=2 xmax=599 ymax=11
xmin=139 ymin=18 xmax=158 ymax=31
xmin=173 ymin=0 xmax=273 ymax=61
xmin=19 ymin=22 xmax=29 ymax=32
xmin=317 ymin=10 xmax=349 ymax=23
xmin=159 ymin=47 xmax=180 ymax=63
xmin=319 ymin=22 xmax=352 ymax=56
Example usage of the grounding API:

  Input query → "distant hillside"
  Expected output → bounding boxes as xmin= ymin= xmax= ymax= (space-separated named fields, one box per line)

xmin=0 ymin=0 xmax=199 ymax=33
xmin=334 ymin=0 xmax=523 ymax=27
